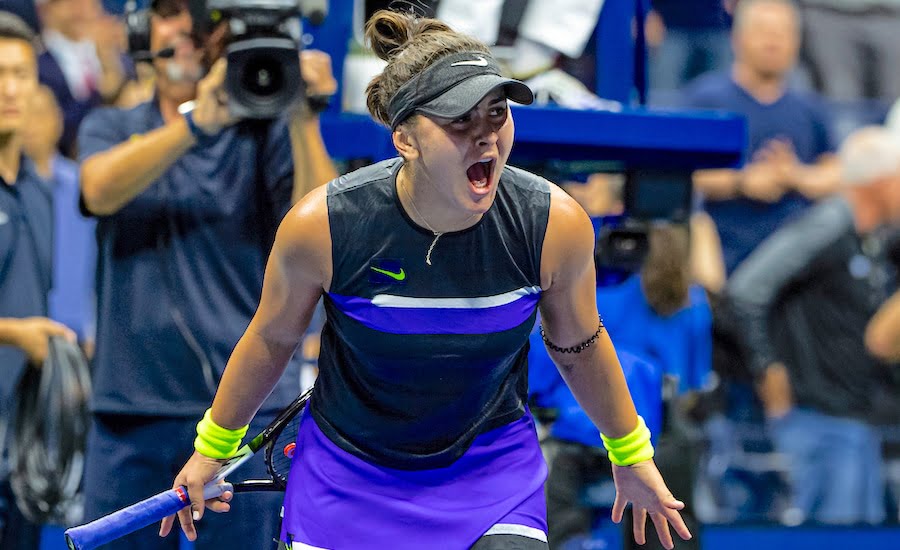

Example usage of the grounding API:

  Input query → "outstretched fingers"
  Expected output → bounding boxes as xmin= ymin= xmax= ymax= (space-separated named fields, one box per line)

xmin=612 ymin=493 xmax=627 ymax=523
xmin=649 ymin=510 xmax=674 ymax=550
xmin=632 ymin=507 xmax=647 ymax=546
xmin=661 ymin=497 xmax=692 ymax=541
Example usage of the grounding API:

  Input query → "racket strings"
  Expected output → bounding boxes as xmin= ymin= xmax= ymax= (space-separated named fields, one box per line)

xmin=268 ymin=413 xmax=303 ymax=487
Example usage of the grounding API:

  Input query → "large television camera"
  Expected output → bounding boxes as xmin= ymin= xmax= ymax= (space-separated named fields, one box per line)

xmin=596 ymin=168 xmax=694 ymax=277
xmin=207 ymin=0 xmax=327 ymax=118
xmin=127 ymin=0 xmax=327 ymax=118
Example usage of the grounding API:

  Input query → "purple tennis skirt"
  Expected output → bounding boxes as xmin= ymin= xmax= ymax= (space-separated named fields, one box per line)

xmin=279 ymin=408 xmax=549 ymax=549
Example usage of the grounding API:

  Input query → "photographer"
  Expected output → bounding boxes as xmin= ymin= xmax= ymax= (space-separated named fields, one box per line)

xmin=77 ymin=0 xmax=337 ymax=547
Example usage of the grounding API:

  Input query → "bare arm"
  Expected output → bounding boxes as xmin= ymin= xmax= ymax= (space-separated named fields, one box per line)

xmin=211 ymin=186 xmax=331 ymax=428
xmin=789 ymin=154 xmax=841 ymax=199
xmin=866 ymin=290 xmax=900 ymax=363
xmin=81 ymin=61 xmax=233 ymax=215
xmin=538 ymin=189 xmax=637 ymax=438
xmin=288 ymin=113 xmax=337 ymax=203
xmin=692 ymin=168 xmax=743 ymax=201
xmin=91 ymin=14 xmax=129 ymax=104
xmin=160 ymin=186 xmax=331 ymax=540
xmin=80 ymin=119 xmax=195 ymax=215
xmin=288 ymin=50 xmax=339 ymax=203
xmin=694 ymin=163 xmax=787 ymax=203
xmin=538 ymin=186 xmax=690 ymax=549
xmin=689 ymin=211 xmax=726 ymax=294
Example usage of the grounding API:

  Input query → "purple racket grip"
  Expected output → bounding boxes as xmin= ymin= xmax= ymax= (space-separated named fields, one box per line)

xmin=64 ymin=482 xmax=233 ymax=550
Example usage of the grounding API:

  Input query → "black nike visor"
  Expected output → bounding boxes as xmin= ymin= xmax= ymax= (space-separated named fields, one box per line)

xmin=387 ymin=51 xmax=534 ymax=130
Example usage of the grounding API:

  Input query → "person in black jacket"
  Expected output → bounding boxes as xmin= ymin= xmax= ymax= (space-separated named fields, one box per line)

xmin=726 ymin=125 xmax=900 ymax=525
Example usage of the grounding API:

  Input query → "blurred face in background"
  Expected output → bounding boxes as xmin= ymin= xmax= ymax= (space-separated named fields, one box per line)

xmin=150 ymin=5 xmax=203 ymax=102
xmin=732 ymin=0 xmax=800 ymax=80
xmin=0 ymin=37 xmax=38 ymax=136
xmin=37 ymin=0 xmax=103 ymax=41
xmin=22 ymin=86 xmax=63 ymax=160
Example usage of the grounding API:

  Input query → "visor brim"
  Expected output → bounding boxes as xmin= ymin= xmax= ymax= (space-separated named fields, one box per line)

xmin=415 ymin=74 xmax=534 ymax=120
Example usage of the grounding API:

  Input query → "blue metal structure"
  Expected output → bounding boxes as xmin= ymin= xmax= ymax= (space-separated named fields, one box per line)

xmin=308 ymin=0 xmax=747 ymax=169
xmin=319 ymin=106 xmax=745 ymax=168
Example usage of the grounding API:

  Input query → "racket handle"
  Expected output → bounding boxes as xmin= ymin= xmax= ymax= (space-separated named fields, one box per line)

xmin=64 ymin=482 xmax=233 ymax=550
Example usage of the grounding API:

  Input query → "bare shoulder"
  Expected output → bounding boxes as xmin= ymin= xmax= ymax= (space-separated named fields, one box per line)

xmin=546 ymin=183 xmax=595 ymax=256
xmin=285 ymin=183 xmax=328 ymax=223
xmin=276 ymin=185 xmax=332 ymax=288
xmin=541 ymin=183 xmax=596 ymax=288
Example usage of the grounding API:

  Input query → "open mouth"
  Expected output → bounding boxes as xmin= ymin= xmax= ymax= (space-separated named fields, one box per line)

xmin=466 ymin=158 xmax=495 ymax=194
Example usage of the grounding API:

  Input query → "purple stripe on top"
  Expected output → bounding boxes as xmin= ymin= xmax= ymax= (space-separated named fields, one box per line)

xmin=328 ymin=290 xmax=542 ymax=335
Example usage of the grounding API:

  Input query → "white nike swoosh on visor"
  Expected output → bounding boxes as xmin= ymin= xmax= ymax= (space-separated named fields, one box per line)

xmin=450 ymin=56 xmax=489 ymax=67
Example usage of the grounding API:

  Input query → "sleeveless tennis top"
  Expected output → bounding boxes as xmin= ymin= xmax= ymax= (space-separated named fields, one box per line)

xmin=311 ymin=157 xmax=551 ymax=470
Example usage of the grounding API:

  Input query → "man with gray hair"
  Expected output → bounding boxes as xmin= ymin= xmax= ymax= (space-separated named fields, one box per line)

xmin=726 ymin=125 xmax=900 ymax=524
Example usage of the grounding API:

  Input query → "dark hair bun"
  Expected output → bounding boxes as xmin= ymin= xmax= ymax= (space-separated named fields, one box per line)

xmin=365 ymin=9 xmax=452 ymax=62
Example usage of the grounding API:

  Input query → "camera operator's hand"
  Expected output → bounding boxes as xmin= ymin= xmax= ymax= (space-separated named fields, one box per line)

xmin=291 ymin=50 xmax=337 ymax=119
xmin=301 ymin=50 xmax=338 ymax=97
xmin=192 ymin=59 xmax=238 ymax=135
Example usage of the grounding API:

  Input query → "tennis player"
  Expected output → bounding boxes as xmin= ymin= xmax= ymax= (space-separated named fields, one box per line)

xmin=161 ymin=9 xmax=692 ymax=550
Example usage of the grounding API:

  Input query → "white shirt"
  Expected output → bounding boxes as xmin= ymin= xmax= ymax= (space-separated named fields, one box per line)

xmin=42 ymin=29 xmax=102 ymax=101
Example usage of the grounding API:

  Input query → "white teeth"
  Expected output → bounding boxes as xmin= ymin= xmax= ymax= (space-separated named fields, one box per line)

xmin=474 ymin=178 xmax=488 ymax=188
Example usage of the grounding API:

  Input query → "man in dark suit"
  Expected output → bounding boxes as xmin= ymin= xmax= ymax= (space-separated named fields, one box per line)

xmin=35 ymin=0 xmax=130 ymax=157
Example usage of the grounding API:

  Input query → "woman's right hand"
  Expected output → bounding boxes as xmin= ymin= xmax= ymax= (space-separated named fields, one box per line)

xmin=158 ymin=451 xmax=234 ymax=541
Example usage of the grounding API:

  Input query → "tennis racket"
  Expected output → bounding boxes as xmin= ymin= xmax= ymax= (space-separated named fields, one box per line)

xmin=64 ymin=386 xmax=313 ymax=550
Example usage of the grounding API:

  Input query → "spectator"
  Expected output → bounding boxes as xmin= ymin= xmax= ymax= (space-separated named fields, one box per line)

xmin=35 ymin=0 xmax=131 ymax=157
xmin=798 ymin=0 xmax=900 ymax=101
xmin=76 ymin=0 xmax=338 ymax=547
xmin=726 ymin=125 xmax=900 ymax=525
xmin=685 ymin=0 xmax=840 ymax=276
xmin=22 ymin=84 xmax=97 ymax=348
xmin=0 ymin=12 xmax=76 ymax=549
xmin=647 ymin=0 xmax=732 ymax=94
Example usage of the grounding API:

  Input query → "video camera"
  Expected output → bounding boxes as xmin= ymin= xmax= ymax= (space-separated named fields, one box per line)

xmin=127 ymin=0 xmax=328 ymax=119
xmin=207 ymin=0 xmax=327 ymax=118
xmin=596 ymin=168 xmax=694 ymax=278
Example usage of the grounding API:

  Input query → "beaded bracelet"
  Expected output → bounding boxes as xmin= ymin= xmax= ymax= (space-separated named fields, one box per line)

xmin=194 ymin=408 xmax=249 ymax=460
xmin=539 ymin=316 xmax=605 ymax=354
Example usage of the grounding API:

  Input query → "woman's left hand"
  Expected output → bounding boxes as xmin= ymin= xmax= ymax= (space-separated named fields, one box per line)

xmin=611 ymin=459 xmax=692 ymax=549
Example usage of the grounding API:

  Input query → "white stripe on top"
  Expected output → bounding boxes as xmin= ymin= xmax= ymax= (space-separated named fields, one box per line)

xmin=371 ymin=286 xmax=542 ymax=309
xmin=483 ymin=523 xmax=548 ymax=542
xmin=287 ymin=522 xmax=547 ymax=549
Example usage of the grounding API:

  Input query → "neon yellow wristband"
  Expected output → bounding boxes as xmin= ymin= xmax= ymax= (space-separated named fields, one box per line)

xmin=194 ymin=408 xmax=249 ymax=459
xmin=600 ymin=416 xmax=655 ymax=466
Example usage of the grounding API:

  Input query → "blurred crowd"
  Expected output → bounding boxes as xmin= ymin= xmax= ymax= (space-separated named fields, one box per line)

xmin=0 ymin=0 xmax=898 ymax=549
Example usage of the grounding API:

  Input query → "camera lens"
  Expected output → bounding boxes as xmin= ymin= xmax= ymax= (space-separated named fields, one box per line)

xmin=225 ymin=36 xmax=302 ymax=119
xmin=240 ymin=55 xmax=284 ymax=97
